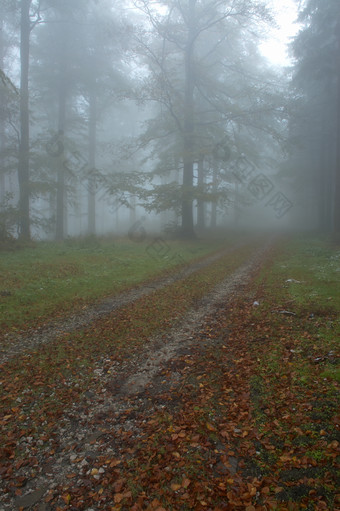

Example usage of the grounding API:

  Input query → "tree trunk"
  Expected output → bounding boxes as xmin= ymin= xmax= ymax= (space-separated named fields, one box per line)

xmin=0 ymin=17 xmax=6 ymax=207
xmin=210 ymin=163 xmax=218 ymax=229
xmin=234 ymin=179 xmax=240 ymax=226
xmin=181 ymin=0 xmax=196 ymax=239
xmin=55 ymin=28 xmax=68 ymax=242
xmin=197 ymin=155 xmax=205 ymax=230
xmin=88 ymin=87 xmax=97 ymax=235
xmin=55 ymin=83 xmax=67 ymax=241
xmin=18 ymin=0 xmax=31 ymax=240
xmin=129 ymin=194 xmax=136 ymax=226
xmin=318 ymin=132 xmax=334 ymax=232
xmin=332 ymin=12 xmax=340 ymax=240
xmin=334 ymin=30 xmax=340 ymax=241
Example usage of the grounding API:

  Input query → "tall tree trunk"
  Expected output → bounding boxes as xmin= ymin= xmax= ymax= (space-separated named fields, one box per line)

xmin=318 ymin=131 xmax=334 ymax=232
xmin=55 ymin=82 xmax=67 ymax=241
xmin=0 ymin=17 xmax=6 ymax=208
xmin=129 ymin=194 xmax=136 ymax=226
xmin=55 ymin=26 xmax=68 ymax=242
xmin=181 ymin=0 xmax=196 ymax=239
xmin=87 ymin=87 xmax=97 ymax=235
xmin=334 ymin=29 xmax=340 ymax=241
xmin=317 ymin=136 xmax=327 ymax=231
xmin=18 ymin=0 xmax=31 ymax=240
xmin=197 ymin=155 xmax=205 ymax=230
xmin=210 ymin=163 xmax=218 ymax=229
xmin=333 ymin=13 xmax=340 ymax=240
xmin=233 ymin=179 xmax=239 ymax=226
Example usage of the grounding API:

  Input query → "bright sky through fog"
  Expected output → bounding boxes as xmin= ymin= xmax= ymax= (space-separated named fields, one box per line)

xmin=260 ymin=0 xmax=299 ymax=66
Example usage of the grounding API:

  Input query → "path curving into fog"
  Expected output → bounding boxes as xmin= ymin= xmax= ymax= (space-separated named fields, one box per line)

xmin=0 ymin=237 xmax=276 ymax=511
xmin=0 ymin=237 xmax=255 ymax=365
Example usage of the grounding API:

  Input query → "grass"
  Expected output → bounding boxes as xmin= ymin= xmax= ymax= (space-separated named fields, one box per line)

xmin=101 ymin=235 xmax=339 ymax=510
xmin=242 ymin=236 xmax=340 ymax=509
xmin=254 ymin=236 xmax=340 ymax=382
xmin=0 ymin=235 xmax=229 ymax=333
xmin=0 ymin=239 xmax=260 ymax=466
xmin=1 ymin=235 xmax=339 ymax=510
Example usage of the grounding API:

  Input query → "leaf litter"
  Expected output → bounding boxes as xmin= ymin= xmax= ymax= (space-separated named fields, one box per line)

xmin=1 ymin=237 xmax=339 ymax=511
xmin=0 ymin=239 xmax=249 ymax=365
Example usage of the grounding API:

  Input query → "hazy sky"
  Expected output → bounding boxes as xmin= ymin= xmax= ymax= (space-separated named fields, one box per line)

xmin=260 ymin=0 xmax=299 ymax=66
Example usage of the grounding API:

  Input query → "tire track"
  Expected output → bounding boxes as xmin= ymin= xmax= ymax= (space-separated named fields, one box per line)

xmin=0 ymin=238 xmax=252 ymax=364
xmin=0 ymin=239 xmax=275 ymax=511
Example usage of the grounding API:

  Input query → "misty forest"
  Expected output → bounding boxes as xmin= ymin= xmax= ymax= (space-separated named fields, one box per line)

xmin=0 ymin=1 xmax=339 ymax=511
xmin=0 ymin=0 xmax=339 ymax=240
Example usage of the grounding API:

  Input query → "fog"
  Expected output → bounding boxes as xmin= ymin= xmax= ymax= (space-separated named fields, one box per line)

xmin=1 ymin=0 xmax=340 ymax=242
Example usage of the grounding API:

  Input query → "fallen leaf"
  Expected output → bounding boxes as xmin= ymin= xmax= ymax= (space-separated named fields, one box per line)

xmin=182 ymin=478 xmax=191 ymax=488
xmin=114 ymin=493 xmax=124 ymax=503
xmin=171 ymin=483 xmax=182 ymax=491
xmin=62 ymin=494 xmax=71 ymax=505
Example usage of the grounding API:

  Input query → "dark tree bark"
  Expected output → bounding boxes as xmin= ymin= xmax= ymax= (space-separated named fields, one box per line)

xmin=181 ymin=0 xmax=196 ymax=239
xmin=210 ymin=163 xmax=218 ymax=229
xmin=55 ymin=79 xmax=67 ymax=241
xmin=197 ymin=155 xmax=205 ymax=230
xmin=0 ymin=17 xmax=6 ymax=207
xmin=334 ymin=23 xmax=340 ymax=241
xmin=318 ymin=132 xmax=334 ymax=232
xmin=87 ymin=87 xmax=97 ymax=235
xmin=55 ymin=22 xmax=70 ymax=242
xmin=18 ymin=0 xmax=31 ymax=240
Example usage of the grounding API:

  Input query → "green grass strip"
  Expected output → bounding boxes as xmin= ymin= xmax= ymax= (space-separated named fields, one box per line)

xmin=0 ymin=237 xmax=231 ymax=332
xmin=0 ymin=240 xmax=261 ymax=463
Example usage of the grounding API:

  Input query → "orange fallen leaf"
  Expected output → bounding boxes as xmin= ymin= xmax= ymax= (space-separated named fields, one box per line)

xmin=171 ymin=483 xmax=182 ymax=491
xmin=182 ymin=478 xmax=191 ymax=488
xmin=114 ymin=493 xmax=124 ymax=503
xmin=62 ymin=494 xmax=71 ymax=505
xmin=109 ymin=459 xmax=121 ymax=467
xmin=280 ymin=454 xmax=291 ymax=462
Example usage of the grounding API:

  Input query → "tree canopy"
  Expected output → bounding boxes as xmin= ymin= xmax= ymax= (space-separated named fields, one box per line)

xmin=1 ymin=0 xmax=337 ymax=240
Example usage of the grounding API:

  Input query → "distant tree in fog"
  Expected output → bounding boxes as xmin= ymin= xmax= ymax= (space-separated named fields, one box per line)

xmin=133 ymin=0 xmax=284 ymax=237
xmin=18 ymin=0 xmax=35 ymax=240
xmin=30 ymin=0 xmax=131 ymax=239
xmin=290 ymin=0 xmax=340 ymax=237
xmin=0 ymin=1 xmax=20 ymax=241
xmin=79 ymin=0 xmax=132 ymax=236
xmin=0 ymin=0 xmax=288 ymax=240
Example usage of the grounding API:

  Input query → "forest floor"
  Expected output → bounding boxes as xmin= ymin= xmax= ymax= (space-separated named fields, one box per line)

xmin=0 ymin=235 xmax=339 ymax=511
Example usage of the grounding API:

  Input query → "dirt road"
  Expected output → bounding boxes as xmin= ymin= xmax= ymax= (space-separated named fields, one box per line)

xmin=0 ymin=238 xmax=253 ymax=365
xmin=0 ymin=238 xmax=274 ymax=511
